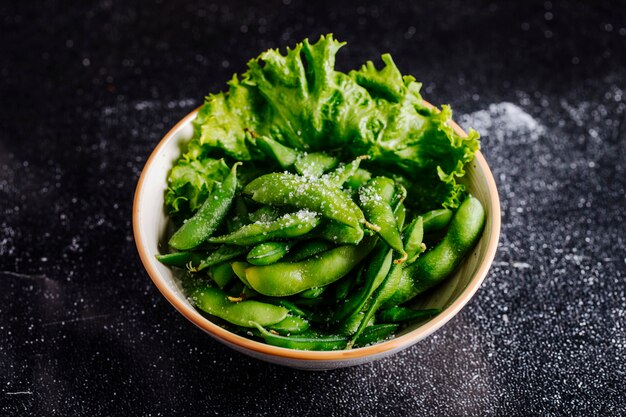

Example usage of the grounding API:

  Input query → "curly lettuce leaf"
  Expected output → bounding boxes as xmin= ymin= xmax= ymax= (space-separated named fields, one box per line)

xmin=193 ymin=75 xmax=269 ymax=161
xmin=168 ymin=34 xmax=480 ymax=211
xmin=164 ymin=143 xmax=230 ymax=221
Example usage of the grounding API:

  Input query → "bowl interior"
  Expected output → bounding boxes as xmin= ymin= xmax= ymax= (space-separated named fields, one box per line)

xmin=134 ymin=109 xmax=500 ymax=366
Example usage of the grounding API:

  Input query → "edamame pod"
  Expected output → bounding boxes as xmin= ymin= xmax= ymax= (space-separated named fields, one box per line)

xmin=324 ymin=155 xmax=369 ymax=187
xmin=353 ymin=324 xmax=398 ymax=348
xmin=247 ymin=205 xmax=283 ymax=223
xmin=284 ymin=239 xmax=334 ymax=262
xmin=345 ymin=168 xmax=372 ymax=190
xmin=315 ymin=221 xmax=364 ymax=245
xmin=155 ymin=251 xmax=204 ymax=268
xmin=394 ymin=203 xmax=406 ymax=230
xmin=197 ymin=245 xmax=248 ymax=271
xmin=252 ymin=322 xmax=347 ymax=351
xmin=378 ymin=307 xmax=441 ymax=323
xmin=256 ymin=136 xmax=298 ymax=169
xmin=359 ymin=177 xmax=407 ymax=262
xmin=207 ymin=262 xmax=235 ymax=289
xmin=268 ymin=315 xmax=311 ymax=335
xmin=209 ymin=210 xmax=321 ymax=245
xmin=299 ymin=286 xmax=326 ymax=299
xmin=382 ymin=195 xmax=486 ymax=307
xmin=247 ymin=242 xmax=291 ymax=266
xmin=190 ymin=286 xmax=288 ymax=327
xmin=226 ymin=196 xmax=249 ymax=232
xmin=329 ymin=244 xmax=393 ymax=323
xmin=403 ymin=216 xmax=425 ymax=264
xmin=244 ymin=238 xmax=377 ymax=297
xmin=169 ymin=163 xmax=241 ymax=250
xmin=294 ymin=152 xmax=338 ymax=177
xmin=347 ymin=263 xmax=403 ymax=347
xmin=422 ymin=208 xmax=454 ymax=233
xmin=243 ymin=172 xmax=366 ymax=230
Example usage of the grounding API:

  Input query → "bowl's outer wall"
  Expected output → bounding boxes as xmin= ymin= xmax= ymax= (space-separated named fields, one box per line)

xmin=133 ymin=108 xmax=501 ymax=369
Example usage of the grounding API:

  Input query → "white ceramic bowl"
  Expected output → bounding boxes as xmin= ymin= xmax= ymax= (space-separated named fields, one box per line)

xmin=133 ymin=106 xmax=501 ymax=370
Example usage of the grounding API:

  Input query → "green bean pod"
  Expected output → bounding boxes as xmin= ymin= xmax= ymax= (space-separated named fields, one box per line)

xmin=347 ymin=262 xmax=403 ymax=347
xmin=268 ymin=315 xmax=311 ymax=335
xmin=324 ymin=155 xmax=369 ymax=187
xmin=315 ymin=221 xmax=364 ymax=245
xmin=378 ymin=307 xmax=441 ymax=323
xmin=247 ymin=205 xmax=283 ymax=223
xmin=382 ymin=195 xmax=486 ymax=307
xmin=243 ymin=172 xmax=365 ymax=229
xmin=243 ymin=238 xmax=377 ymax=297
xmin=246 ymin=241 xmax=291 ymax=266
xmin=353 ymin=324 xmax=398 ymax=348
xmin=197 ymin=245 xmax=248 ymax=271
xmin=168 ymin=162 xmax=241 ymax=250
xmin=394 ymin=203 xmax=406 ymax=230
xmin=299 ymin=286 xmax=326 ymax=299
xmin=294 ymin=152 xmax=338 ymax=177
xmin=226 ymin=196 xmax=250 ymax=232
xmin=155 ymin=251 xmax=204 ymax=268
xmin=358 ymin=177 xmax=407 ymax=262
xmin=258 ymin=298 xmax=310 ymax=318
xmin=190 ymin=286 xmax=288 ymax=327
xmin=422 ymin=208 xmax=454 ymax=233
xmin=231 ymin=261 xmax=252 ymax=287
xmin=345 ymin=168 xmax=372 ymax=190
xmin=252 ymin=323 xmax=347 ymax=351
xmin=329 ymin=244 xmax=393 ymax=323
xmin=256 ymin=136 xmax=298 ymax=169
xmin=284 ymin=239 xmax=335 ymax=262
xmin=337 ymin=312 xmax=374 ymax=336
xmin=209 ymin=210 xmax=321 ymax=246
xmin=331 ymin=270 xmax=359 ymax=300
xmin=403 ymin=216 xmax=425 ymax=264
xmin=207 ymin=262 xmax=235 ymax=289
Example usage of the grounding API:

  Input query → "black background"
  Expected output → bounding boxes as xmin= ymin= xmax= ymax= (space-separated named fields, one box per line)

xmin=1 ymin=1 xmax=625 ymax=415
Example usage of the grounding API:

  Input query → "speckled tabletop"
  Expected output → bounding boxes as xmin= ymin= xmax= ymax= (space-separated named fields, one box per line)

xmin=1 ymin=1 xmax=625 ymax=416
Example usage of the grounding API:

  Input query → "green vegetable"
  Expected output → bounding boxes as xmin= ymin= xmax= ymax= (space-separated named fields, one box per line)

xmin=403 ymin=216 xmax=425 ymax=264
xmin=209 ymin=210 xmax=321 ymax=246
xmin=168 ymin=163 xmax=240 ymax=250
xmin=159 ymin=35 xmax=485 ymax=351
xmin=244 ymin=239 xmax=376 ymax=296
xmin=325 ymin=155 xmax=369 ymax=187
xmin=207 ymin=262 xmax=235 ymax=289
xmin=246 ymin=241 xmax=291 ymax=266
xmin=359 ymin=177 xmax=406 ymax=262
xmin=164 ymin=151 xmax=230 ymax=221
xmin=294 ymin=152 xmax=338 ymax=177
xmin=353 ymin=324 xmax=398 ymax=348
xmin=383 ymin=195 xmax=486 ymax=307
xmin=155 ymin=251 xmax=204 ymax=268
xmin=299 ymin=286 xmax=326 ymax=299
xmin=315 ymin=221 xmax=365 ymax=245
xmin=256 ymin=136 xmax=298 ymax=169
xmin=190 ymin=286 xmax=288 ymax=327
xmin=197 ymin=245 xmax=248 ymax=271
xmin=252 ymin=322 xmax=347 ymax=351
xmin=268 ymin=315 xmax=311 ymax=335
xmin=378 ymin=307 xmax=440 ymax=323
xmin=284 ymin=239 xmax=335 ymax=262
xmin=422 ymin=208 xmax=454 ymax=233
xmin=243 ymin=172 xmax=365 ymax=230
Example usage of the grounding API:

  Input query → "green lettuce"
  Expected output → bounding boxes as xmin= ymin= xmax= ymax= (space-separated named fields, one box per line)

xmin=164 ymin=142 xmax=229 ymax=222
xmin=166 ymin=34 xmax=479 ymax=212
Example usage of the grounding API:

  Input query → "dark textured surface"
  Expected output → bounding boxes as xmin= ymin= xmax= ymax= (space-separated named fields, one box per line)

xmin=1 ymin=1 xmax=625 ymax=415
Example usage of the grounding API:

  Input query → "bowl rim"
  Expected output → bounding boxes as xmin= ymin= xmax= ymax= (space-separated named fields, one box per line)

xmin=133 ymin=104 xmax=501 ymax=361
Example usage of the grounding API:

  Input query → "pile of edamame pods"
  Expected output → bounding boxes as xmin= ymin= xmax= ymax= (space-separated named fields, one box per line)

xmin=157 ymin=139 xmax=486 ymax=350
